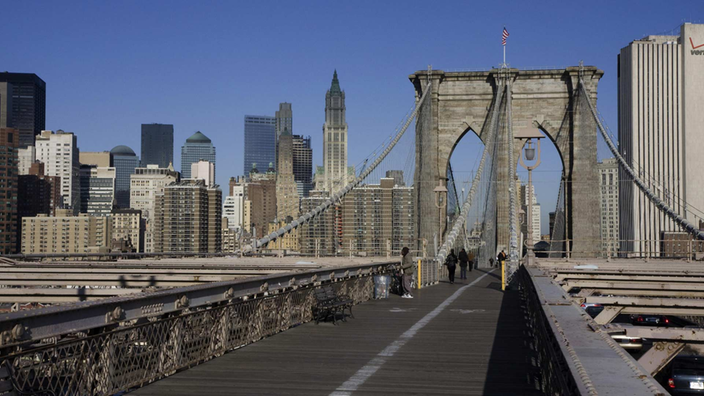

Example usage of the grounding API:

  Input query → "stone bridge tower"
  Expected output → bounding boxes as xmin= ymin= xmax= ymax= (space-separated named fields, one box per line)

xmin=410 ymin=67 xmax=603 ymax=258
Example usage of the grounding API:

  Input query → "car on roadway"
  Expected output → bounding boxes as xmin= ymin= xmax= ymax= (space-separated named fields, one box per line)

xmin=631 ymin=314 xmax=671 ymax=326
xmin=665 ymin=355 xmax=704 ymax=395
xmin=610 ymin=334 xmax=643 ymax=351
xmin=580 ymin=302 xmax=604 ymax=318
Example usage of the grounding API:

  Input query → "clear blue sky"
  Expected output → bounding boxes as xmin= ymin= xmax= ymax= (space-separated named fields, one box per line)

xmin=2 ymin=1 xmax=702 ymax=233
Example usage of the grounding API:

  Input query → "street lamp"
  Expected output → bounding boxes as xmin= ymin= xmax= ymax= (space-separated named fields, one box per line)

xmin=515 ymin=128 xmax=544 ymax=266
xmin=434 ymin=181 xmax=448 ymax=249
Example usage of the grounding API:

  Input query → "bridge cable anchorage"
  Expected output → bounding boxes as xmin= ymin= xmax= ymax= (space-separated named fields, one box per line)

xmin=436 ymin=80 xmax=505 ymax=265
xmin=243 ymin=82 xmax=433 ymax=252
xmin=580 ymin=78 xmax=704 ymax=241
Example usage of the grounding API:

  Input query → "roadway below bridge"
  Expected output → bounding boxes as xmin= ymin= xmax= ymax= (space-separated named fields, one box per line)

xmin=130 ymin=269 xmax=544 ymax=396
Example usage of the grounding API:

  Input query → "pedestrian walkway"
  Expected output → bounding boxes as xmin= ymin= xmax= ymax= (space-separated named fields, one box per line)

xmin=131 ymin=269 xmax=543 ymax=395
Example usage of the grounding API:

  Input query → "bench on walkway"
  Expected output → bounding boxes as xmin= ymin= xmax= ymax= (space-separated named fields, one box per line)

xmin=313 ymin=284 xmax=354 ymax=325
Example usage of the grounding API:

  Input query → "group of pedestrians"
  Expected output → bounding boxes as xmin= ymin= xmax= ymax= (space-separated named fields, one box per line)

xmin=443 ymin=248 xmax=474 ymax=284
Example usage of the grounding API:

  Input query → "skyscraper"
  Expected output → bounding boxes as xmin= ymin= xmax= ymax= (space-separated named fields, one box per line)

xmin=275 ymin=103 xmax=293 ymax=139
xmin=618 ymin=23 xmax=704 ymax=256
xmin=181 ymin=131 xmax=215 ymax=180
xmin=292 ymin=135 xmax=313 ymax=197
xmin=141 ymin=123 xmax=174 ymax=168
xmin=318 ymin=70 xmax=349 ymax=193
xmin=598 ymin=158 xmax=619 ymax=256
xmin=0 ymin=128 xmax=18 ymax=254
xmin=0 ymin=73 xmax=46 ymax=149
xmin=111 ymin=145 xmax=140 ymax=209
xmin=36 ymin=130 xmax=80 ymax=213
xmin=276 ymin=129 xmax=300 ymax=222
xmin=79 ymin=165 xmax=116 ymax=216
xmin=244 ymin=116 xmax=276 ymax=174
xmin=130 ymin=164 xmax=179 ymax=252
xmin=152 ymin=179 xmax=221 ymax=253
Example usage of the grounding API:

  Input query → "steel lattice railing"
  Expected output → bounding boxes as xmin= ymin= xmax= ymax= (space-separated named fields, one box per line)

xmin=0 ymin=263 xmax=393 ymax=395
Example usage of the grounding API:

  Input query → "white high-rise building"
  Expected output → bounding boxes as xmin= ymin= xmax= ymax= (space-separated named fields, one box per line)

xmin=17 ymin=146 xmax=35 ymax=175
xmin=130 ymin=164 xmax=179 ymax=252
xmin=520 ymin=183 xmax=541 ymax=246
xmin=223 ymin=185 xmax=245 ymax=231
xmin=598 ymin=158 xmax=619 ymax=256
xmin=618 ymin=23 xmax=704 ymax=256
xmin=35 ymin=130 xmax=80 ymax=213
xmin=191 ymin=160 xmax=215 ymax=187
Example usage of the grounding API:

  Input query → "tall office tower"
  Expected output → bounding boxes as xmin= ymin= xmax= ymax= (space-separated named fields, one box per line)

xmin=35 ymin=130 xmax=80 ymax=213
xmin=339 ymin=177 xmax=415 ymax=257
xmin=79 ymin=151 xmax=112 ymax=167
xmin=181 ymin=131 xmax=215 ymax=180
xmin=244 ymin=116 xmax=276 ymax=174
xmin=224 ymin=184 xmax=245 ymax=231
xmin=246 ymin=178 xmax=277 ymax=239
xmin=0 ymin=128 xmax=18 ymax=254
xmin=598 ymin=158 xmax=620 ymax=255
xmin=141 ymin=123 xmax=174 ymax=168
xmin=292 ymin=135 xmax=313 ymax=197
xmin=152 ymin=179 xmax=221 ymax=253
xmin=110 ymin=145 xmax=139 ymax=209
xmin=319 ymin=70 xmax=350 ymax=193
xmin=130 ymin=164 xmax=179 ymax=252
xmin=191 ymin=160 xmax=215 ymax=186
xmin=276 ymin=129 xmax=300 ymax=222
xmin=619 ymin=23 xmax=704 ymax=256
xmin=520 ymin=183 xmax=541 ymax=246
xmin=111 ymin=208 xmax=143 ymax=252
xmin=275 ymin=103 xmax=293 ymax=139
xmin=21 ymin=209 xmax=112 ymax=254
xmin=79 ymin=165 xmax=116 ymax=216
xmin=17 ymin=146 xmax=35 ymax=175
xmin=0 ymin=73 xmax=46 ymax=148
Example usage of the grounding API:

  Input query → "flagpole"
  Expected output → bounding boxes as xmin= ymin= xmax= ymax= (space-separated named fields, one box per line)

xmin=503 ymin=45 xmax=506 ymax=66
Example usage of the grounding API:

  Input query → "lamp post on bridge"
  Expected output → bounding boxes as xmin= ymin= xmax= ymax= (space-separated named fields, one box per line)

xmin=515 ymin=129 xmax=544 ymax=266
xmin=434 ymin=181 xmax=448 ymax=252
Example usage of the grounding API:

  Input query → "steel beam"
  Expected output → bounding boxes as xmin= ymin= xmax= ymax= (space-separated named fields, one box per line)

xmin=576 ymin=289 xmax=704 ymax=298
xmin=638 ymin=341 xmax=685 ymax=376
xmin=586 ymin=296 xmax=704 ymax=308
xmin=594 ymin=306 xmax=623 ymax=325
xmin=563 ymin=280 xmax=704 ymax=291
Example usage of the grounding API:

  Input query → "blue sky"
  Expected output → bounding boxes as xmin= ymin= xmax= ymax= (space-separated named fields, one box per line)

xmin=2 ymin=0 xmax=702 ymax=233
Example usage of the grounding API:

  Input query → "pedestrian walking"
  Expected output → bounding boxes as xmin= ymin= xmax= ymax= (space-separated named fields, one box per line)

xmin=498 ymin=250 xmax=507 ymax=269
xmin=458 ymin=248 xmax=469 ymax=280
xmin=468 ymin=250 xmax=475 ymax=272
xmin=445 ymin=249 xmax=458 ymax=284
xmin=400 ymin=247 xmax=414 ymax=299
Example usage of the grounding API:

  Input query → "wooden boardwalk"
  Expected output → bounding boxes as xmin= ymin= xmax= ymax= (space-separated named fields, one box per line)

xmin=131 ymin=269 xmax=544 ymax=395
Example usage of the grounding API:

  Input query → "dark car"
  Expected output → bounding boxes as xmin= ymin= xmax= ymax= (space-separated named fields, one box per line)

xmin=632 ymin=314 xmax=670 ymax=326
xmin=666 ymin=355 xmax=704 ymax=394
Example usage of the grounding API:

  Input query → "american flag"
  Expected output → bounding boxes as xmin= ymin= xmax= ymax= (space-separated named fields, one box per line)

xmin=502 ymin=27 xmax=509 ymax=46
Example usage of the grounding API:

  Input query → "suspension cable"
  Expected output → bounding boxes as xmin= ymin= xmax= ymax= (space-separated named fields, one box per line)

xmin=580 ymin=79 xmax=704 ymax=240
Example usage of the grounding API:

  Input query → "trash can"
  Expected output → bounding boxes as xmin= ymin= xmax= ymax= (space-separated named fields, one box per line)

xmin=374 ymin=275 xmax=390 ymax=299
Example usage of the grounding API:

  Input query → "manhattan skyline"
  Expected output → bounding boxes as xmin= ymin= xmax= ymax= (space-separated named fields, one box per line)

xmin=2 ymin=1 xmax=702 ymax=234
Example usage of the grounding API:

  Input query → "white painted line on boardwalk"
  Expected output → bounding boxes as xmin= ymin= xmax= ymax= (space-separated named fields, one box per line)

xmin=329 ymin=270 xmax=495 ymax=396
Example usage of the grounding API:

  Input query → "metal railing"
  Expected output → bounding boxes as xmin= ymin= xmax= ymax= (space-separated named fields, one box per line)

xmin=0 ymin=262 xmax=395 ymax=396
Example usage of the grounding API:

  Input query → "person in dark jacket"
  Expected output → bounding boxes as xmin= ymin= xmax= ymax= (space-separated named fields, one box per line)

xmin=458 ymin=248 xmax=469 ymax=280
xmin=445 ymin=249 xmax=458 ymax=284
xmin=468 ymin=250 xmax=475 ymax=272
xmin=400 ymin=247 xmax=414 ymax=298
xmin=497 ymin=250 xmax=507 ymax=268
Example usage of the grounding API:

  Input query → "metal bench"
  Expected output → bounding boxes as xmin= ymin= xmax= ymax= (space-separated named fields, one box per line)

xmin=313 ymin=284 xmax=354 ymax=325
